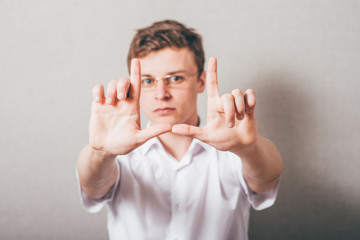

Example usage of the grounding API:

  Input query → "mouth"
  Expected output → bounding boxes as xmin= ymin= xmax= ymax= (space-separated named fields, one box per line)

xmin=153 ymin=107 xmax=176 ymax=114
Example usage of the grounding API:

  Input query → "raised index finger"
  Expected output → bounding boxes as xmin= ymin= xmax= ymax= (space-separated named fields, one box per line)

xmin=206 ymin=57 xmax=220 ymax=99
xmin=130 ymin=58 xmax=141 ymax=100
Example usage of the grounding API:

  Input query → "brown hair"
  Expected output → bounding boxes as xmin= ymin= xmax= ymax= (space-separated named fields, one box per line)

xmin=127 ymin=19 xmax=205 ymax=77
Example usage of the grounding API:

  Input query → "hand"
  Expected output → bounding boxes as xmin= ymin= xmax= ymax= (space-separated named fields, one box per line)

xmin=89 ymin=59 xmax=172 ymax=155
xmin=172 ymin=57 xmax=258 ymax=153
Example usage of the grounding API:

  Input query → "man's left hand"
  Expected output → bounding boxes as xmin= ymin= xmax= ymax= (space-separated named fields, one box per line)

xmin=172 ymin=57 xmax=258 ymax=154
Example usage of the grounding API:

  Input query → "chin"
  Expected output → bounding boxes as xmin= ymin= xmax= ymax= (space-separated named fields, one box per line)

xmin=150 ymin=116 xmax=180 ymax=125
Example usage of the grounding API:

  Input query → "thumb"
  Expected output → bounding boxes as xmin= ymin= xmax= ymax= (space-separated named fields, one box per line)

xmin=136 ymin=123 xmax=172 ymax=144
xmin=172 ymin=124 xmax=208 ymax=142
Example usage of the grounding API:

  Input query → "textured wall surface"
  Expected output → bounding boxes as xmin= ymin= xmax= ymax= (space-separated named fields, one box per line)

xmin=1 ymin=0 xmax=359 ymax=239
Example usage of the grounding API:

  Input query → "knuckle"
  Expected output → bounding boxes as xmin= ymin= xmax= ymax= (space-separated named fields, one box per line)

xmin=245 ymin=89 xmax=255 ymax=96
xmin=106 ymin=80 xmax=118 ymax=93
xmin=107 ymin=79 xmax=118 ymax=88
xmin=208 ymin=80 xmax=218 ymax=87
xmin=92 ymin=84 xmax=102 ymax=94
xmin=222 ymin=93 xmax=233 ymax=101
xmin=118 ymin=78 xmax=130 ymax=89
xmin=117 ymin=84 xmax=124 ymax=91
xmin=119 ymin=77 xmax=129 ymax=83
xmin=232 ymin=88 xmax=243 ymax=96
xmin=245 ymin=89 xmax=256 ymax=105
xmin=107 ymin=90 xmax=115 ymax=97
xmin=236 ymin=101 xmax=245 ymax=111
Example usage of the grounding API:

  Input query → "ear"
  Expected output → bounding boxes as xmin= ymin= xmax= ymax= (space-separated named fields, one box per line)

xmin=197 ymin=71 xmax=206 ymax=93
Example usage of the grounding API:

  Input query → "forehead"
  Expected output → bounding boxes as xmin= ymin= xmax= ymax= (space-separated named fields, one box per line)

xmin=139 ymin=47 xmax=197 ymax=75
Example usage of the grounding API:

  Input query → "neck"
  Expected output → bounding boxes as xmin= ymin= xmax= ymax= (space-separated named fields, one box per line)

xmin=158 ymin=133 xmax=193 ymax=161
xmin=157 ymin=114 xmax=200 ymax=161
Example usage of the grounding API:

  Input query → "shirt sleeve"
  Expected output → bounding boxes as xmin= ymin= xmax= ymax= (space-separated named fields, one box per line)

xmin=236 ymin=155 xmax=280 ymax=211
xmin=75 ymin=160 xmax=121 ymax=213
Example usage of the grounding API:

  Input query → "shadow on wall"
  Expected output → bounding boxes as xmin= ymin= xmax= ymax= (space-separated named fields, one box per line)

xmin=246 ymin=71 xmax=360 ymax=240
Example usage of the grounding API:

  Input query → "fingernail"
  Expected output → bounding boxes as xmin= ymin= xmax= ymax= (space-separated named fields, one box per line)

xmin=94 ymin=96 xmax=100 ymax=102
xmin=228 ymin=122 xmax=235 ymax=128
xmin=239 ymin=114 xmax=244 ymax=120
xmin=106 ymin=98 xmax=112 ymax=104
xmin=118 ymin=92 xmax=124 ymax=100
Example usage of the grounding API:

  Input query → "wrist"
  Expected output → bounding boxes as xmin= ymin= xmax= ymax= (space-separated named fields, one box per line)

xmin=231 ymin=135 xmax=261 ymax=159
xmin=86 ymin=144 xmax=117 ymax=162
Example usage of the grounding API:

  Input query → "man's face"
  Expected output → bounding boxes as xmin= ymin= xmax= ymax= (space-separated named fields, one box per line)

xmin=139 ymin=47 xmax=205 ymax=126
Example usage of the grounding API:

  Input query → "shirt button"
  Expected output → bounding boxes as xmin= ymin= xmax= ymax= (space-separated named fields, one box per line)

xmin=175 ymin=204 xmax=183 ymax=211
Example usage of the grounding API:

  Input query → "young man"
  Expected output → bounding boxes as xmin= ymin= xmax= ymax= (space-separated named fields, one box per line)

xmin=77 ymin=20 xmax=282 ymax=240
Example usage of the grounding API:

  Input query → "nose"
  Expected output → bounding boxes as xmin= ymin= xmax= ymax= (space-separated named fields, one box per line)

xmin=154 ymin=80 xmax=171 ymax=100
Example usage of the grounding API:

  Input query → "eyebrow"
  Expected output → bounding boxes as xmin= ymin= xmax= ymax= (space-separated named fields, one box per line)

xmin=141 ymin=70 xmax=189 ymax=77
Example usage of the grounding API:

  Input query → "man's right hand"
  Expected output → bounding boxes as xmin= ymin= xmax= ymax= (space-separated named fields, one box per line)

xmin=89 ymin=59 xmax=172 ymax=156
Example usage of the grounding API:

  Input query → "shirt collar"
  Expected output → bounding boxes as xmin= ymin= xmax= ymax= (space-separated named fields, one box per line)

xmin=138 ymin=136 xmax=160 ymax=155
xmin=139 ymin=134 xmax=213 ymax=157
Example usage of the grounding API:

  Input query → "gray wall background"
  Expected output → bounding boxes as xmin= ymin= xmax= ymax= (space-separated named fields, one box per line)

xmin=1 ymin=0 xmax=359 ymax=239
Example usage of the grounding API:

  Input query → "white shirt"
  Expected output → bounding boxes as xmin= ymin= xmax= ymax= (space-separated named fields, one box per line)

xmin=78 ymin=137 xmax=279 ymax=240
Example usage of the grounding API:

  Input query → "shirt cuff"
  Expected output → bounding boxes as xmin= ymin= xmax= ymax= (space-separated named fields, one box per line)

xmin=237 ymin=164 xmax=280 ymax=210
xmin=75 ymin=161 xmax=120 ymax=213
xmin=245 ymin=178 xmax=280 ymax=210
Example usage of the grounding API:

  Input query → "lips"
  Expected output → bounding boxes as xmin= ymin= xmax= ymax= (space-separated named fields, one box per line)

xmin=153 ymin=107 xmax=176 ymax=114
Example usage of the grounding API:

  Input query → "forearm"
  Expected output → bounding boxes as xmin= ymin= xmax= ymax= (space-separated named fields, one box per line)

xmin=233 ymin=136 xmax=283 ymax=193
xmin=77 ymin=144 xmax=118 ymax=199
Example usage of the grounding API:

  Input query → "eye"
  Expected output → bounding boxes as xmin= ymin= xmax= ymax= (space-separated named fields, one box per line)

xmin=169 ymin=75 xmax=184 ymax=83
xmin=141 ymin=78 xmax=154 ymax=86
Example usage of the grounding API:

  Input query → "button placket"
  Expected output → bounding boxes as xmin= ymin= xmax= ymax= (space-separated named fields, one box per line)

xmin=168 ymin=167 xmax=188 ymax=240
xmin=175 ymin=203 xmax=183 ymax=211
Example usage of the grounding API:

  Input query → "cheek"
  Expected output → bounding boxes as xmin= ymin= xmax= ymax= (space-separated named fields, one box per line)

xmin=177 ymin=90 xmax=198 ymax=108
xmin=139 ymin=95 xmax=152 ymax=113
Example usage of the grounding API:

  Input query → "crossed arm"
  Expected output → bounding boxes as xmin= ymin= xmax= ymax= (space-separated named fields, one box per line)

xmin=77 ymin=58 xmax=282 ymax=199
